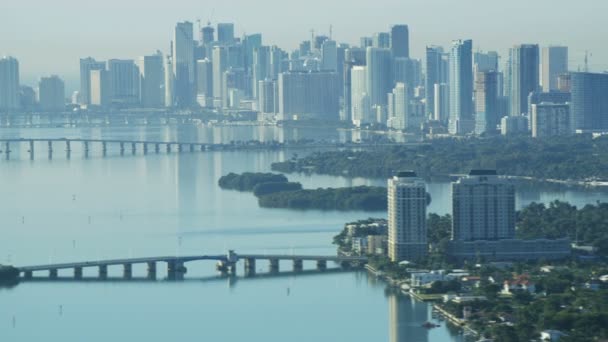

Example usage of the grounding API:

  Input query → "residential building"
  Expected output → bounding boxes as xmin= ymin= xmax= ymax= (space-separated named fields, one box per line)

xmin=108 ymin=59 xmax=140 ymax=106
xmin=388 ymin=171 xmax=427 ymax=262
xmin=351 ymin=65 xmax=371 ymax=126
xmin=139 ymin=53 xmax=165 ymax=108
xmin=89 ymin=69 xmax=111 ymax=107
xmin=217 ymin=23 xmax=235 ymax=45
xmin=366 ymin=47 xmax=392 ymax=108
xmin=278 ymin=71 xmax=340 ymax=121
xmin=79 ymin=57 xmax=105 ymax=105
xmin=390 ymin=24 xmax=409 ymax=58
xmin=173 ymin=21 xmax=195 ymax=107
xmin=531 ymin=103 xmax=571 ymax=138
xmin=475 ymin=71 xmax=500 ymax=134
xmin=425 ymin=46 xmax=448 ymax=120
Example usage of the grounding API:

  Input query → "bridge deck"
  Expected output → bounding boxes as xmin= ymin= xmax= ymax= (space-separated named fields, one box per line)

xmin=18 ymin=254 xmax=368 ymax=272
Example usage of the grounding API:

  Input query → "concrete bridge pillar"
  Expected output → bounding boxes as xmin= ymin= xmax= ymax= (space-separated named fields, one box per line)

xmin=74 ymin=267 xmax=83 ymax=279
xmin=166 ymin=144 xmax=171 ymax=153
xmin=147 ymin=262 xmax=157 ymax=279
xmin=293 ymin=259 xmax=303 ymax=272
xmin=143 ymin=143 xmax=148 ymax=154
xmin=83 ymin=141 xmax=89 ymax=158
xmin=23 ymin=270 xmax=33 ymax=279
xmin=102 ymin=141 xmax=107 ymax=156
xmin=167 ymin=261 xmax=186 ymax=280
xmin=4 ymin=142 xmax=10 ymax=159
xmin=200 ymin=145 xmax=206 ymax=152
xmin=269 ymin=259 xmax=279 ymax=273
xmin=178 ymin=144 xmax=183 ymax=153
xmin=99 ymin=265 xmax=108 ymax=279
xmin=29 ymin=140 xmax=34 ymax=160
xmin=189 ymin=144 xmax=195 ymax=152
xmin=123 ymin=264 xmax=132 ymax=279
xmin=120 ymin=142 xmax=125 ymax=155
xmin=244 ymin=258 xmax=256 ymax=277
xmin=65 ymin=140 xmax=71 ymax=152
xmin=216 ymin=261 xmax=237 ymax=275
xmin=340 ymin=261 xmax=352 ymax=269
xmin=316 ymin=260 xmax=327 ymax=271
xmin=48 ymin=141 xmax=53 ymax=159
xmin=131 ymin=142 xmax=136 ymax=155
xmin=49 ymin=269 xmax=58 ymax=279
xmin=155 ymin=144 xmax=160 ymax=154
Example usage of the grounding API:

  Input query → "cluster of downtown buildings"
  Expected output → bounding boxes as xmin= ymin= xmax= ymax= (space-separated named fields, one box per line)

xmin=387 ymin=171 xmax=570 ymax=263
xmin=1 ymin=21 xmax=608 ymax=136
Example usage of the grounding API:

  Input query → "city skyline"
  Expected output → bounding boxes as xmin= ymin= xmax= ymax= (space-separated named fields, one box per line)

xmin=3 ymin=0 xmax=608 ymax=89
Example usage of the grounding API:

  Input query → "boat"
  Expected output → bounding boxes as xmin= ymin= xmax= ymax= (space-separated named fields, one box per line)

xmin=421 ymin=321 xmax=440 ymax=329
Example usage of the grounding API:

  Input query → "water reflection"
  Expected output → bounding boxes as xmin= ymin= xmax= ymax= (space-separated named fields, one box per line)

xmin=388 ymin=292 xmax=429 ymax=342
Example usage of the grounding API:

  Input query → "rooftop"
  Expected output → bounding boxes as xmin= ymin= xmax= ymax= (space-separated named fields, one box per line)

xmin=469 ymin=169 xmax=497 ymax=176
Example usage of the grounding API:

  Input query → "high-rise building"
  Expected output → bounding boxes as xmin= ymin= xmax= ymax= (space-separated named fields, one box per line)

xmin=212 ymin=46 xmax=228 ymax=107
xmin=390 ymin=25 xmax=409 ymax=58
xmin=164 ymin=56 xmax=174 ymax=107
xmin=278 ymin=71 xmax=340 ymax=121
xmin=196 ymin=59 xmax=213 ymax=106
xmin=434 ymin=83 xmax=449 ymax=123
xmin=372 ymin=32 xmax=390 ymax=49
xmin=350 ymin=66 xmax=371 ymax=126
xmin=474 ymin=71 xmax=499 ymax=134
xmin=570 ymin=72 xmax=608 ymax=132
xmin=258 ymin=79 xmax=275 ymax=114
xmin=510 ymin=44 xmax=539 ymax=116
xmin=388 ymin=171 xmax=427 ymax=262
xmin=425 ymin=46 xmax=448 ymax=120
xmin=38 ymin=75 xmax=65 ymax=112
xmin=389 ymin=83 xmax=409 ymax=130
xmin=0 ymin=56 xmax=20 ymax=111
xmin=89 ymin=69 xmax=111 ymax=107
xmin=360 ymin=37 xmax=373 ymax=49
xmin=217 ymin=23 xmax=235 ymax=45
xmin=173 ymin=21 xmax=195 ymax=107
xmin=79 ymin=57 xmax=105 ymax=105
xmin=321 ymin=40 xmax=338 ymax=72
xmin=366 ymin=47 xmax=393 ymax=108
xmin=252 ymin=46 xmax=270 ymax=98
xmin=108 ymin=59 xmax=140 ymax=106
xmin=531 ymin=103 xmax=570 ymax=138
xmin=394 ymin=58 xmax=422 ymax=91
xmin=139 ymin=53 xmax=165 ymax=108
xmin=452 ymin=170 xmax=515 ymax=241
xmin=542 ymin=46 xmax=568 ymax=92
xmin=473 ymin=51 xmax=499 ymax=73
xmin=200 ymin=24 xmax=214 ymax=45
xmin=448 ymin=39 xmax=474 ymax=135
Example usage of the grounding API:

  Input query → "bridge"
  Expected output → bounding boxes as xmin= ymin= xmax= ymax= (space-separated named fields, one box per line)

xmin=0 ymin=137 xmax=425 ymax=160
xmin=17 ymin=251 xmax=368 ymax=280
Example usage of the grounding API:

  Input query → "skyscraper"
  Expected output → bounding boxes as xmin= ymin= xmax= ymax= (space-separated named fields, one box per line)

xmin=212 ymin=46 xmax=228 ymax=107
xmin=372 ymin=32 xmax=390 ymax=49
xmin=425 ymin=46 xmax=447 ymax=120
xmin=542 ymin=46 xmax=568 ymax=92
xmin=390 ymin=25 xmax=409 ymax=58
xmin=89 ymin=69 xmax=111 ymax=107
xmin=79 ymin=57 xmax=105 ymax=105
xmin=321 ymin=40 xmax=338 ymax=72
xmin=258 ymin=79 xmax=275 ymax=114
xmin=448 ymin=39 xmax=474 ymax=135
xmin=173 ymin=21 xmax=195 ymax=107
xmin=0 ymin=56 xmax=20 ymax=111
xmin=164 ymin=56 xmax=174 ymax=107
xmin=200 ymin=24 xmax=214 ymax=45
xmin=452 ymin=170 xmax=515 ymax=241
xmin=473 ymin=51 xmax=499 ymax=73
xmin=350 ymin=66 xmax=371 ymax=126
xmin=531 ymin=103 xmax=570 ymax=138
xmin=388 ymin=171 xmax=427 ymax=262
xmin=252 ymin=46 xmax=270 ymax=98
xmin=139 ymin=53 xmax=165 ymax=108
xmin=196 ymin=59 xmax=213 ymax=106
xmin=474 ymin=71 xmax=499 ymax=134
xmin=434 ymin=83 xmax=449 ymax=123
xmin=365 ymin=47 xmax=392 ymax=109
xmin=389 ymin=83 xmax=409 ymax=130
xmin=217 ymin=23 xmax=235 ymax=45
xmin=570 ymin=72 xmax=608 ymax=132
xmin=108 ymin=59 xmax=140 ymax=106
xmin=510 ymin=44 xmax=539 ymax=116
xmin=38 ymin=75 xmax=65 ymax=112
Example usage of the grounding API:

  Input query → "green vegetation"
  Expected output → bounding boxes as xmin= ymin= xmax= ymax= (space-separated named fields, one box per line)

xmin=271 ymin=135 xmax=608 ymax=181
xmin=517 ymin=201 xmax=608 ymax=256
xmin=252 ymin=182 xmax=302 ymax=197
xmin=218 ymin=172 xmax=288 ymax=191
xmin=0 ymin=265 xmax=19 ymax=285
xmin=258 ymin=186 xmax=387 ymax=211
xmin=219 ymin=173 xmax=389 ymax=211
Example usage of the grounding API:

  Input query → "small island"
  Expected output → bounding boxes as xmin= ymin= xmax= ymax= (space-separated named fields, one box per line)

xmin=218 ymin=172 xmax=387 ymax=211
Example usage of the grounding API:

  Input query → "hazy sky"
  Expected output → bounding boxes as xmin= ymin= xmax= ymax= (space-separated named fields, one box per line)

xmin=3 ymin=0 xmax=607 ymax=91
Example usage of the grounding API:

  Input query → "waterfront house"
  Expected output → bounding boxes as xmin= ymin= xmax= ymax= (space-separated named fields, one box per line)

xmin=502 ymin=275 xmax=536 ymax=294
